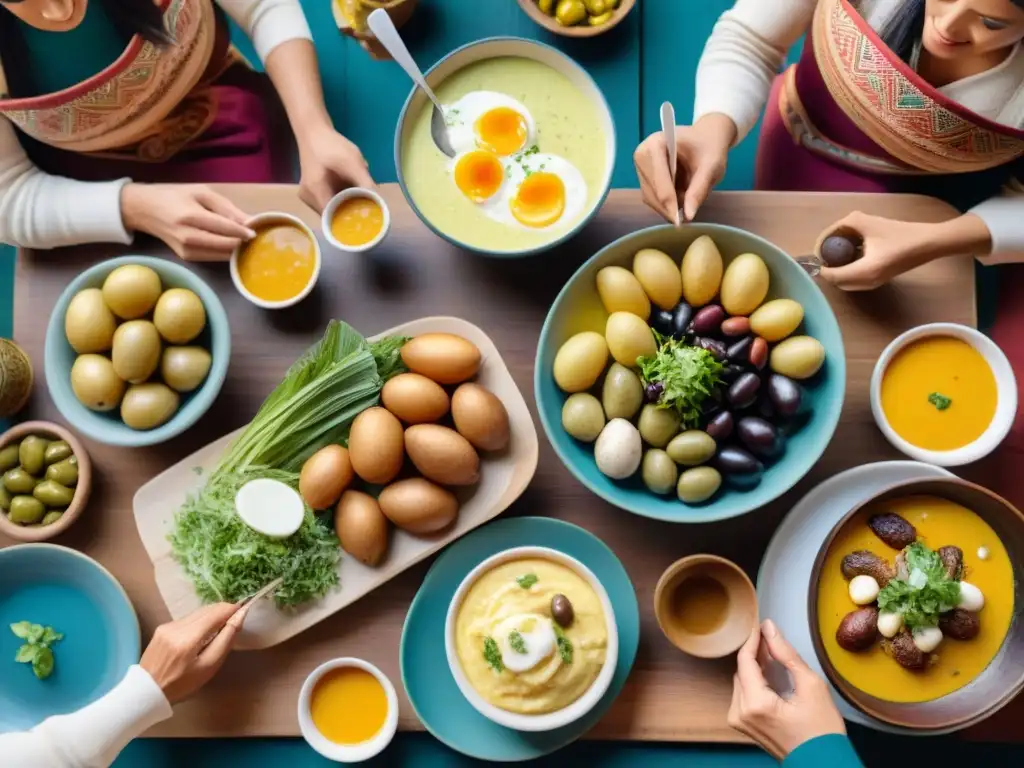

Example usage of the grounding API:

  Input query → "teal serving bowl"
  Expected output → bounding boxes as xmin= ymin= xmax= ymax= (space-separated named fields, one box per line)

xmin=395 ymin=37 xmax=615 ymax=258
xmin=44 ymin=256 xmax=230 ymax=447
xmin=535 ymin=224 xmax=845 ymax=523
xmin=0 ymin=544 xmax=140 ymax=731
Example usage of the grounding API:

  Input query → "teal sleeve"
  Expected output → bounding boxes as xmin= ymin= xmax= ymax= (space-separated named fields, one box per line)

xmin=783 ymin=734 xmax=863 ymax=768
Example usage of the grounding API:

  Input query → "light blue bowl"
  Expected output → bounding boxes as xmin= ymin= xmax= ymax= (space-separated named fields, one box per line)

xmin=535 ymin=224 xmax=846 ymax=523
xmin=395 ymin=37 xmax=616 ymax=258
xmin=0 ymin=544 xmax=140 ymax=732
xmin=44 ymin=256 xmax=230 ymax=447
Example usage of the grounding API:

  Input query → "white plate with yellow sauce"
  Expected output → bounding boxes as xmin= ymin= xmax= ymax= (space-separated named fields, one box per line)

xmin=230 ymin=212 xmax=322 ymax=309
xmin=756 ymin=460 xmax=954 ymax=735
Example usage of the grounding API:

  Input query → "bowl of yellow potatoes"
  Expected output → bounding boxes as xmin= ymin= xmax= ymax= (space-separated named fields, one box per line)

xmin=517 ymin=0 xmax=635 ymax=37
xmin=44 ymin=256 xmax=230 ymax=447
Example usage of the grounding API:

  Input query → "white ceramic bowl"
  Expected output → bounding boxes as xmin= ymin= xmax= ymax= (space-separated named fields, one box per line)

xmin=297 ymin=657 xmax=399 ymax=763
xmin=444 ymin=546 xmax=618 ymax=732
xmin=395 ymin=37 xmax=616 ymax=258
xmin=321 ymin=187 xmax=391 ymax=253
xmin=870 ymin=322 xmax=1017 ymax=466
xmin=230 ymin=212 xmax=322 ymax=309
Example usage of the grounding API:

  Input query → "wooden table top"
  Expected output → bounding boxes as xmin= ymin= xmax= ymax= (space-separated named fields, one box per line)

xmin=10 ymin=184 xmax=1009 ymax=742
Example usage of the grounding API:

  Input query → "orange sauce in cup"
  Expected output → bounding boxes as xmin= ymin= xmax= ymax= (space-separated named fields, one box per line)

xmin=330 ymin=197 xmax=384 ymax=247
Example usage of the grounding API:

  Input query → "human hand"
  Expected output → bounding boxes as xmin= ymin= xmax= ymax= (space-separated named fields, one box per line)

xmin=298 ymin=126 xmax=375 ymax=212
xmin=728 ymin=620 xmax=846 ymax=759
xmin=140 ymin=602 xmax=250 ymax=704
xmin=818 ymin=212 xmax=991 ymax=291
xmin=121 ymin=184 xmax=255 ymax=262
xmin=634 ymin=113 xmax=735 ymax=224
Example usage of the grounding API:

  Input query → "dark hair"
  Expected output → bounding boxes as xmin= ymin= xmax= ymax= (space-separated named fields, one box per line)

xmin=881 ymin=0 xmax=1024 ymax=61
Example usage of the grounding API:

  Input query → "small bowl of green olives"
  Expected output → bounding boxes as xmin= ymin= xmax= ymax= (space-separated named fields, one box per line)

xmin=0 ymin=421 xmax=91 ymax=543
xmin=517 ymin=0 xmax=636 ymax=37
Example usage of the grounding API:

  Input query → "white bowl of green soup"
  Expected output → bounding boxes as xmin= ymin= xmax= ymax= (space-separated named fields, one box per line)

xmin=396 ymin=38 xmax=615 ymax=257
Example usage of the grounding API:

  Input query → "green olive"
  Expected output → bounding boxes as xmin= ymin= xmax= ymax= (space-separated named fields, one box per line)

xmin=8 ymin=495 xmax=45 ymax=525
xmin=537 ymin=0 xmax=555 ymax=13
xmin=45 ymin=457 xmax=79 ymax=488
xmin=33 ymin=480 xmax=75 ymax=508
xmin=41 ymin=510 xmax=64 ymax=526
xmin=666 ymin=431 xmax=717 ymax=466
xmin=44 ymin=441 xmax=72 ymax=465
xmin=601 ymin=363 xmax=643 ymax=420
xmin=18 ymin=435 xmax=48 ymax=476
xmin=588 ymin=9 xmax=614 ymax=24
xmin=641 ymin=449 xmax=678 ymax=495
xmin=555 ymin=0 xmax=587 ymax=25
xmin=561 ymin=393 xmax=606 ymax=443
xmin=583 ymin=0 xmax=605 ymax=13
xmin=637 ymin=404 xmax=680 ymax=448
xmin=3 ymin=468 xmax=38 ymax=495
xmin=0 ymin=444 xmax=20 ymax=473
xmin=677 ymin=466 xmax=723 ymax=504
xmin=0 ymin=485 xmax=11 ymax=512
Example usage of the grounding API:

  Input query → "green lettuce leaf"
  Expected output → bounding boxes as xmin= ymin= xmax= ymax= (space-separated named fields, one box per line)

xmin=638 ymin=332 xmax=723 ymax=427
xmin=877 ymin=542 xmax=961 ymax=630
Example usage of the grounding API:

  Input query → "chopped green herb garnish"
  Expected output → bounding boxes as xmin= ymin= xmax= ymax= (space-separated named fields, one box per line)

xmin=553 ymin=624 xmax=573 ymax=664
xmin=11 ymin=622 xmax=63 ymax=680
xmin=638 ymin=332 xmax=723 ymax=427
xmin=928 ymin=392 xmax=952 ymax=411
xmin=192 ymin=466 xmax=203 ymax=476
xmin=516 ymin=573 xmax=538 ymax=589
xmin=508 ymin=630 xmax=527 ymax=654
xmin=483 ymin=636 xmax=503 ymax=673
xmin=877 ymin=542 xmax=961 ymax=630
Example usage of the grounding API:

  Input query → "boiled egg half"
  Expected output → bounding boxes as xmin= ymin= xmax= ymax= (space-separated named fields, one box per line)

xmin=235 ymin=478 xmax=305 ymax=538
xmin=445 ymin=91 xmax=537 ymax=157
xmin=492 ymin=613 xmax=557 ymax=673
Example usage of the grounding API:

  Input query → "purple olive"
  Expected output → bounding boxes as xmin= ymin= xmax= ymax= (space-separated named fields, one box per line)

xmin=720 ymin=363 xmax=746 ymax=384
xmin=696 ymin=337 xmax=728 ymax=361
xmin=737 ymin=416 xmax=783 ymax=458
xmin=727 ymin=372 xmax=761 ymax=409
xmin=651 ymin=308 xmax=674 ymax=336
xmin=705 ymin=410 xmax=734 ymax=441
xmin=726 ymin=336 xmax=753 ymax=363
xmin=689 ymin=304 xmax=726 ymax=336
xmin=672 ymin=302 xmax=694 ymax=338
xmin=767 ymin=374 xmax=806 ymax=417
xmin=721 ymin=317 xmax=751 ymax=337
xmin=713 ymin=446 xmax=764 ymax=489
xmin=820 ymin=235 xmax=862 ymax=268
xmin=645 ymin=381 xmax=664 ymax=404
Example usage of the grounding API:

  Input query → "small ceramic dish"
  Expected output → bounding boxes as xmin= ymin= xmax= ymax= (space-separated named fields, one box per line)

xmin=0 ymin=421 xmax=92 ymax=543
xmin=444 ymin=545 xmax=619 ymax=732
xmin=297 ymin=657 xmax=399 ymax=763
xmin=870 ymin=323 xmax=1016 ymax=467
xmin=321 ymin=188 xmax=391 ymax=253
xmin=516 ymin=0 xmax=636 ymax=38
xmin=230 ymin=212 xmax=322 ymax=310
xmin=654 ymin=554 xmax=758 ymax=658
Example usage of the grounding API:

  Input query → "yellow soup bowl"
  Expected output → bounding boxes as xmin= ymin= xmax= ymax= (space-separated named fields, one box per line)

xmin=230 ymin=212 xmax=322 ymax=310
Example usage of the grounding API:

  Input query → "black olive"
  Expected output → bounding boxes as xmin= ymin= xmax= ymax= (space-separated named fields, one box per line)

xmin=713 ymin=446 xmax=764 ymax=489
xmin=820 ymin=235 xmax=862 ymax=268
xmin=766 ymin=374 xmax=805 ymax=417
xmin=726 ymin=336 xmax=753 ymax=363
xmin=645 ymin=381 xmax=664 ymax=403
xmin=671 ymin=302 xmax=694 ymax=338
xmin=727 ymin=372 xmax=761 ymax=409
xmin=704 ymin=410 xmax=734 ymax=441
xmin=757 ymin=395 xmax=776 ymax=420
xmin=650 ymin=308 xmax=675 ymax=336
xmin=720 ymin=363 xmax=746 ymax=384
xmin=736 ymin=416 xmax=783 ymax=458
xmin=551 ymin=594 xmax=575 ymax=628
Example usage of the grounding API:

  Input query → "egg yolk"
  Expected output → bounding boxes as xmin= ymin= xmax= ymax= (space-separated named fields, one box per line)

xmin=475 ymin=107 xmax=528 ymax=156
xmin=510 ymin=172 xmax=565 ymax=228
xmin=454 ymin=150 xmax=505 ymax=202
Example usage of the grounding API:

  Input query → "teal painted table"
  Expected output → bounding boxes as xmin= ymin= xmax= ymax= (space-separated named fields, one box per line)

xmin=2 ymin=0 xmax=1021 ymax=764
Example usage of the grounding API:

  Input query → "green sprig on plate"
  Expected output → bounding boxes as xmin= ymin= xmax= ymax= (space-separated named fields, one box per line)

xmin=10 ymin=621 xmax=63 ymax=680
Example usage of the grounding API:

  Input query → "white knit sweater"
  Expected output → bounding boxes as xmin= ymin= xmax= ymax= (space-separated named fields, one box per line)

xmin=0 ymin=0 xmax=312 ymax=250
xmin=693 ymin=0 xmax=1024 ymax=261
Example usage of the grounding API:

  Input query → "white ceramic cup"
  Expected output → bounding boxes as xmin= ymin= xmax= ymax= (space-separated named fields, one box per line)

xmin=321 ymin=188 xmax=391 ymax=253
xmin=229 ymin=212 xmax=322 ymax=310
xmin=297 ymin=657 xmax=399 ymax=763
xmin=870 ymin=322 xmax=1017 ymax=466
xmin=444 ymin=545 xmax=618 ymax=732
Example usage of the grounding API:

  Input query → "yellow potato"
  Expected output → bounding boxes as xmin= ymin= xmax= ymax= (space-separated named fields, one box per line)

xmin=720 ymin=253 xmax=770 ymax=316
xmin=770 ymin=336 xmax=825 ymax=379
xmin=750 ymin=299 xmax=804 ymax=342
xmin=605 ymin=312 xmax=656 ymax=367
xmin=680 ymin=235 xmax=723 ymax=307
xmin=596 ymin=266 xmax=650 ymax=320
xmin=632 ymin=248 xmax=682 ymax=310
xmin=553 ymin=332 xmax=609 ymax=393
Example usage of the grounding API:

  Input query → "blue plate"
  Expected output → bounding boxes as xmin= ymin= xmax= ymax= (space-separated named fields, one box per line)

xmin=0 ymin=545 xmax=140 ymax=732
xmin=400 ymin=517 xmax=639 ymax=761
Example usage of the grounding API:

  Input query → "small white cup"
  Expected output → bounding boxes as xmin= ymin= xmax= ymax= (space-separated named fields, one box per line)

xmin=297 ymin=657 xmax=399 ymax=763
xmin=321 ymin=188 xmax=390 ymax=253
xmin=230 ymin=212 xmax=322 ymax=310
xmin=444 ymin=546 xmax=618 ymax=732
xmin=870 ymin=322 xmax=1017 ymax=467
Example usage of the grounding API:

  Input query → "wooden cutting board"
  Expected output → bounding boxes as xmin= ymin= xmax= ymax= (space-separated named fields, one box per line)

xmin=8 ymin=185 xmax=999 ymax=741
